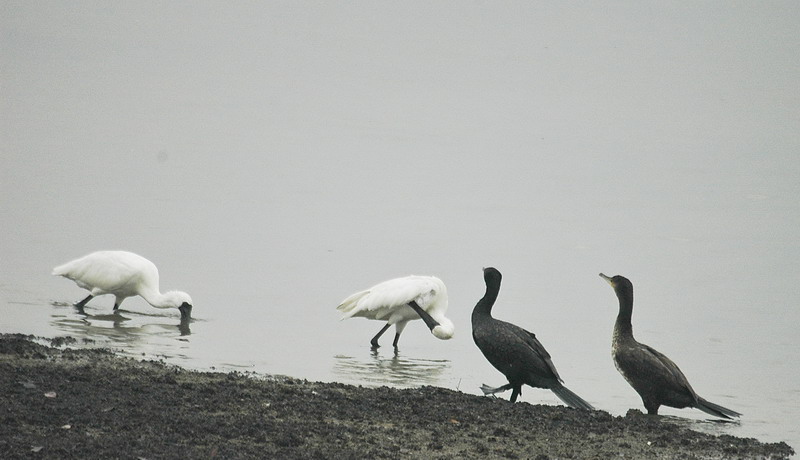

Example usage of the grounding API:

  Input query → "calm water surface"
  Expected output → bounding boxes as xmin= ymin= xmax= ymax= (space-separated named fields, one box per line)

xmin=2 ymin=2 xmax=799 ymax=454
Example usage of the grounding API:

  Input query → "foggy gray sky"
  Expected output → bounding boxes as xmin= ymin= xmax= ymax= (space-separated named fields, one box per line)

xmin=3 ymin=2 xmax=799 ymax=165
xmin=4 ymin=2 xmax=799 ymax=262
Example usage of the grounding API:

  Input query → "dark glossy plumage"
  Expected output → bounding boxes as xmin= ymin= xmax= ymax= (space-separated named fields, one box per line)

xmin=600 ymin=273 xmax=741 ymax=419
xmin=472 ymin=267 xmax=593 ymax=410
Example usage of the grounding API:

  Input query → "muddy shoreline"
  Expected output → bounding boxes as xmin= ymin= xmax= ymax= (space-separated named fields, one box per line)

xmin=0 ymin=334 xmax=793 ymax=459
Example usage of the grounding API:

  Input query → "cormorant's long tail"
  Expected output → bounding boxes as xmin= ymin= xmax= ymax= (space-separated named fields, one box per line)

xmin=550 ymin=384 xmax=594 ymax=410
xmin=695 ymin=397 xmax=741 ymax=419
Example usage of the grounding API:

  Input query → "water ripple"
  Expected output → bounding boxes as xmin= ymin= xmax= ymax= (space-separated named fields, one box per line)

xmin=333 ymin=349 xmax=451 ymax=388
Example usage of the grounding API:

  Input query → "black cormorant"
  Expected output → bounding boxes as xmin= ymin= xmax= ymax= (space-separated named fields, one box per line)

xmin=471 ymin=267 xmax=594 ymax=410
xmin=599 ymin=273 xmax=741 ymax=419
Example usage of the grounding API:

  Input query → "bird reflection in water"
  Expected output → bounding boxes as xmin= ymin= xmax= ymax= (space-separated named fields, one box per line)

xmin=49 ymin=301 xmax=192 ymax=350
xmin=333 ymin=348 xmax=450 ymax=388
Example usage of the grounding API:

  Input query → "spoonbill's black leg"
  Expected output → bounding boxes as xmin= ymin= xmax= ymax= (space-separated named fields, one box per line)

xmin=371 ymin=323 xmax=392 ymax=348
xmin=74 ymin=294 xmax=93 ymax=309
xmin=392 ymin=332 xmax=401 ymax=348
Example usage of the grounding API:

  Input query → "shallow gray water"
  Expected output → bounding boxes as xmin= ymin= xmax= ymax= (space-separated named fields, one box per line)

xmin=2 ymin=2 xmax=799 ymax=453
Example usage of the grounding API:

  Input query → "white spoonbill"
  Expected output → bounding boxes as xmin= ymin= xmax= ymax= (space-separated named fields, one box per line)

xmin=53 ymin=250 xmax=193 ymax=319
xmin=337 ymin=275 xmax=455 ymax=348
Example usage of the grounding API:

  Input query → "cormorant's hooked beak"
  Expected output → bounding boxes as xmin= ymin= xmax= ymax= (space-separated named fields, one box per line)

xmin=178 ymin=302 xmax=192 ymax=320
xmin=599 ymin=273 xmax=614 ymax=286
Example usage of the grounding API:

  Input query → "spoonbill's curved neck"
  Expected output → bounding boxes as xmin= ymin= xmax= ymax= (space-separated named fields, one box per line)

xmin=139 ymin=288 xmax=172 ymax=309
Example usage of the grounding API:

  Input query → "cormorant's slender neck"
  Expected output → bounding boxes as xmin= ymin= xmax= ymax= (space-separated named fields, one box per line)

xmin=472 ymin=278 xmax=500 ymax=320
xmin=613 ymin=288 xmax=634 ymax=338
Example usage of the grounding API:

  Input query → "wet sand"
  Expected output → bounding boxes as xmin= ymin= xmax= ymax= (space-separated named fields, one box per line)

xmin=0 ymin=334 xmax=793 ymax=459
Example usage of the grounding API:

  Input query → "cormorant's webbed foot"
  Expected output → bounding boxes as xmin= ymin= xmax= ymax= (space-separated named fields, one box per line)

xmin=480 ymin=383 xmax=514 ymax=396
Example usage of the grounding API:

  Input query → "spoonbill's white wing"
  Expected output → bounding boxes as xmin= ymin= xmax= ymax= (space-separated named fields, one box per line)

xmin=53 ymin=251 xmax=153 ymax=294
xmin=337 ymin=276 xmax=443 ymax=320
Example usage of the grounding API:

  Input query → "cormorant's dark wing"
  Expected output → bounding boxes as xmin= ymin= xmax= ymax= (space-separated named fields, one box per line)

xmin=638 ymin=343 xmax=697 ymax=397
xmin=507 ymin=322 xmax=563 ymax=383
xmin=616 ymin=340 xmax=697 ymax=403
xmin=473 ymin=320 xmax=552 ymax=381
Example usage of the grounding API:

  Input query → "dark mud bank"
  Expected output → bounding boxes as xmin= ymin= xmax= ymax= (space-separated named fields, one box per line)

xmin=0 ymin=334 xmax=793 ymax=459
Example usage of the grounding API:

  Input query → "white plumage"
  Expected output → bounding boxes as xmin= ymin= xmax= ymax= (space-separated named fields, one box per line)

xmin=53 ymin=250 xmax=193 ymax=319
xmin=337 ymin=275 xmax=454 ymax=348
